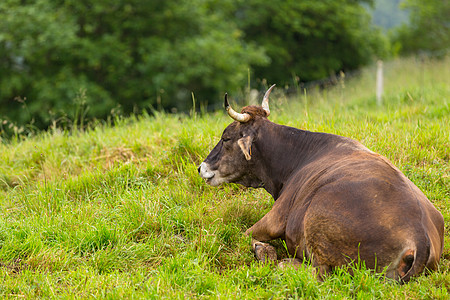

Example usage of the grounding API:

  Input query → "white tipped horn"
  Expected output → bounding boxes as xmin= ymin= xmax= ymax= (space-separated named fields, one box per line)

xmin=261 ymin=84 xmax=276 ymax=117
xmin=224 ymin=93 xmax=251 ymax=123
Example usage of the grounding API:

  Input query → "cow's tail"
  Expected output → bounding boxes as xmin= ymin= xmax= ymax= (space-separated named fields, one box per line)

xmin=397 ymin=235 xmax=430 ymax=284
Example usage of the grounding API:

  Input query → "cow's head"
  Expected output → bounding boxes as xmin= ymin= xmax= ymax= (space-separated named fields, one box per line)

xmin=198 ymin=85 xmax=275 ymax=187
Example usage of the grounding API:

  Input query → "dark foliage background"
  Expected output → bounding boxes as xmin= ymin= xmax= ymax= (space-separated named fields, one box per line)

xmin=391 ymin=0 xmax=450 ymax=56
xmin=0 ymin=0 xmax=447 ymax=130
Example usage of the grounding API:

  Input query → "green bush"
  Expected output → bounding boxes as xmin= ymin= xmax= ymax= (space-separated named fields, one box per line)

xmin=392 ymin=0 xmax=450 ymax=55
xmin=0 ymin=0 xmax=387 ymax=131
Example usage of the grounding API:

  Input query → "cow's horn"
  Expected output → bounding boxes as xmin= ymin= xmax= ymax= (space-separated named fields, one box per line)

xmin=261 ymin=84 xmax=276 ymax=117
xmin=224 ymin=93 xmax=251 ymax=123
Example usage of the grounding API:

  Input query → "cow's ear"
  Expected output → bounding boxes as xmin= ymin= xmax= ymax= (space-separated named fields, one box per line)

xmin=238 ymin=136 xmax=252 ymax=161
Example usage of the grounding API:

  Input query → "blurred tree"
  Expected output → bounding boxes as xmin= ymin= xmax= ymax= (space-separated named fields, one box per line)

xmin=392 ymin=0 xmax=450 ymax=55
xmin=0 ymin=0 xmax=86 ymax=127
xmin=0 ymin=0 xmax=387 ymax=131
xmin=229 ymin=0 xmax=387 ymax=85
xmin=0 ymin=0 xmax=267 ymax=128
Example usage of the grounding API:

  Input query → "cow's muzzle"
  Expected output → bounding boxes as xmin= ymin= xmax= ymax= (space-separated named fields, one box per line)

xmin=198 ymin=162 xmax=215 ymax=181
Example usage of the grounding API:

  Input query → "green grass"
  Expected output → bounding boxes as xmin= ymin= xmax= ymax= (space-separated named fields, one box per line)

xmin=0 ymin=56 xmax=449 ymax=298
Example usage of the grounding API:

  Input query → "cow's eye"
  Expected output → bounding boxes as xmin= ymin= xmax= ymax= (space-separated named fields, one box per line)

xmin=222 ymin=138 xmax=231 ymax=142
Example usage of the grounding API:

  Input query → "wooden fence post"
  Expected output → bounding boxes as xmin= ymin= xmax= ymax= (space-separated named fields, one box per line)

xmin=376 ymin=60 xmax=383 ymax=105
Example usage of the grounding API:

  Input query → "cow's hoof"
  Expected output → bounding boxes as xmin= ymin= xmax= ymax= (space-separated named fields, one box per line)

xmin=253 ymin=242 xmax=277 ymax=263
xmin=312 ymin=264 xmax=331 ymax=282
xmin=278 ymin=258 xmax=302 ymax=270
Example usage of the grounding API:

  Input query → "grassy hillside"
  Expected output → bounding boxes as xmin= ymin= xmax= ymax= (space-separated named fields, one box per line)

xmin=0 ymin=56 xmax=449 ymax=298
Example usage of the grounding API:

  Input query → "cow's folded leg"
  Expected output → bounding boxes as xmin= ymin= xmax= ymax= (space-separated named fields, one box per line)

xmin=278 ymin=258 xmax=303 ymax=269
xmin=245 ymin=201 xmax=288 ymax=263
xmin=251 ymin=239 xmax=277 ymax=263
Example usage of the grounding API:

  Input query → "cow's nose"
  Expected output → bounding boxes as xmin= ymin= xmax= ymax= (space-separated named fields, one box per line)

xmin=197 ymin=165 xmax=201 ymax=173
xmin=198 ymin=162 xmax=215 ymax=179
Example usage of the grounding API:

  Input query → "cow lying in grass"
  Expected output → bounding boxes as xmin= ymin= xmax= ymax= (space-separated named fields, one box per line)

xmin=198 ymin=85 xmax=444 ymax=282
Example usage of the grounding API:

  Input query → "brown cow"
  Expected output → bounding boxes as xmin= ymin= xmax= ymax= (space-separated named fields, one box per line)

xmin=198 ymin=85 xmax=444 ymax=282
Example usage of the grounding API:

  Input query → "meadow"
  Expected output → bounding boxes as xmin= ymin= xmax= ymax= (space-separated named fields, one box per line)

xmin=0 ymin=56 xmax=449 ymax=298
